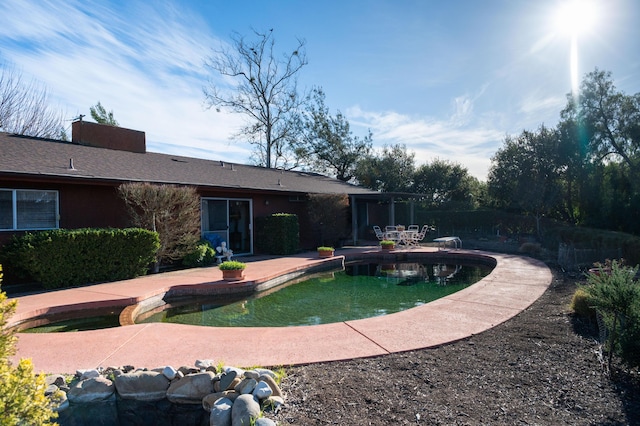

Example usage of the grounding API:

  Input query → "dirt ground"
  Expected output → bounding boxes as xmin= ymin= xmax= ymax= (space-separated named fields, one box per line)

xmin=272 ymin=264 xmax=640 ymax=425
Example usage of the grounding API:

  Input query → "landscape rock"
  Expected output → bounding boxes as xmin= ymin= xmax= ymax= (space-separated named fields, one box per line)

xmin=121 ymin=365 xmax=135 ymax=373
xmin=162 ymin=365 xmax=178 ymax=380
xmin=77 ymin=368 xmax=101 ymax=380
xmin=195 ymin=359 xmax=216 ymax=370
xmin=46 ymin=374 xmax=66 ymax=387
xmin=252 ymin=381 xmax=273 ymax=400
xmin=231 ymin=394 xmax=260 ymax=426
xmin=222 ymin=366 xmax=245 ymax=377
xmin=243 ymin=370 xmax=260 ymax=380
xmin=45 ymin=384 xmax=59 ymax=396
xmin=261 ymin=396 xmax=285 ymax=413
xmin=254 ymin=418 xmax=277 ymax=426
xmin=114 ymin=370 xmax=170 ymax=401
xmin=203 ymin=391 xmax=241 ymax=411
xmin=235 ymin=377 xmax=257 ymax=395
xmin=68 ymin=377 xmax=115 ymax=403
xmin=219 ymin=369 xmax=238 ymax=391
xmin=46 ymin=363 xmax=284 ymax=424
xmin=254 ymin=368 xmax=276 ymax=379
xmin=166 ymin=371 xmax=216 ymax=404
xmin=258 ymin=374 xmax=283 ymax=398
xmin=179 ymin=365 xmax=199 ymax=376
xmin=209 ymin=397 xmax=233 ymax=426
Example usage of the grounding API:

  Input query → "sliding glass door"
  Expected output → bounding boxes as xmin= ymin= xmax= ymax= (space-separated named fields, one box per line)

xmin=201 ymin=198 xmax=252 ymax=255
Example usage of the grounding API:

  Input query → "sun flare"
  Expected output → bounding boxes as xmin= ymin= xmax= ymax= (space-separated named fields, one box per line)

xmin=554 ymin=0 xmax=598 ymax=93
xmin=555 ymin=0 xmax=598 ymax=36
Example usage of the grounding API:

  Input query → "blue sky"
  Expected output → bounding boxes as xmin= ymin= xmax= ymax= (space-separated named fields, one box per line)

xmin=1 ymin=0 xmax=638 ymax=180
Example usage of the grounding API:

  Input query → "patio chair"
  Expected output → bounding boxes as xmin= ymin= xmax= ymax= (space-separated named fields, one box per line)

xmin=383 ymin=226 xmax=400 ymax=243
xmin=412 ymin=225 xmax=431 ymax=244
xmin=373 ymin=226 xmax=385 ymax=241
xmin=408 ymin=225 xmax=419 ymax=232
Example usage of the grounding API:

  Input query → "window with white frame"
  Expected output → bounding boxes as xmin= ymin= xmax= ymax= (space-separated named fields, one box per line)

xmin=0 ymin=189 xmax=59 ymax=230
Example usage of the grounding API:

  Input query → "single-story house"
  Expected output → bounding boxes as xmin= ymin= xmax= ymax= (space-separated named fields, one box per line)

xmin=0 ymin=120 xmax=402 ymax=255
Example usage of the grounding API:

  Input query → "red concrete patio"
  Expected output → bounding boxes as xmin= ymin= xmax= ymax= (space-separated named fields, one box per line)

xmin=8 ymin=247 xmax=552 ymax=374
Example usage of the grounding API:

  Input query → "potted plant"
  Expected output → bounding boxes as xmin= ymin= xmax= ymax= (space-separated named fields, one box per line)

xmin=380 ymin=240 xmax=395 ymax=251
xmin=219 ymin=260 xmax=246 ymax=281
xmin=317 ymin=246 xmax=335 ymax=258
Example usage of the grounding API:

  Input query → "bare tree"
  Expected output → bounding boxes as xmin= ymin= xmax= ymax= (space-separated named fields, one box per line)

xmin=117 ymin=183 xmax=201 ymax=270
xmin=0 ymin=64 xmax=65 ymax=138
xmin=203 ymin=29 xmax=308 ymax=169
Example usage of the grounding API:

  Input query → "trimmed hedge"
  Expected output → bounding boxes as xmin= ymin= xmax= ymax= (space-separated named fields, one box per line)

xmin=255 ymin=213 xmax=299 ymax=255
xmin=0 ymin=228 xmax=160 ymax=289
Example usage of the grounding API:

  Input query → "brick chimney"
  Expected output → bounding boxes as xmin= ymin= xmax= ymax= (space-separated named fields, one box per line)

xmin=72 ymin=120 xmax=146 ymax=153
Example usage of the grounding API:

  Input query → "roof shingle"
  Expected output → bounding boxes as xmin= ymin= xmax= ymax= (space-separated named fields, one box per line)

xmin=0 ymin=132 xmax=379 ymax=195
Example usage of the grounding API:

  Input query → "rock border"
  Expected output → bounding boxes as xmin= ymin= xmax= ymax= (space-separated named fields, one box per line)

xmin=46 ymin=360 xmax=284 ymax=426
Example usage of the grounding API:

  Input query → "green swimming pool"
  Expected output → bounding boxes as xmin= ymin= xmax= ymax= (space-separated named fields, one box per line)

xmin=135 ymin=261 xmax=491 ymax=327
xmin=23 ymin=260 xmax=492 ymax=332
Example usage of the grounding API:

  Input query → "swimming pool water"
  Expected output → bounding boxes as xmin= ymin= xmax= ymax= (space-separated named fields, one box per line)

xmin=23 ymin=261 xmax=492 ymax=332
xmin=136 ymin=261 xmax=491 ymax=327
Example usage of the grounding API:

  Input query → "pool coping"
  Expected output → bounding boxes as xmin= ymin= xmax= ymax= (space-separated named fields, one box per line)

xmin=9 ymin=247 xmax=553 ymax=374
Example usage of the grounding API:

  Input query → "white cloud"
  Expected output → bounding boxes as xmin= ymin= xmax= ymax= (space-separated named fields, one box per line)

xmin=0 ymin=0 xmax=251 ymax=163
xmin=346 ymin=105 xmax=504 ymax=180
xmin=519 ymin=93 xmax=566 ymax=117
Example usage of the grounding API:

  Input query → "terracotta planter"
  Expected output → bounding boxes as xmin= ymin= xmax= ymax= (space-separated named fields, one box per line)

xmin=222 ymin=269 xmax=244 ymax=281
xmin=381 ymin=244 xmax=395 ymax=251
xmin=318 ymin=250 xmax=334 ymax=258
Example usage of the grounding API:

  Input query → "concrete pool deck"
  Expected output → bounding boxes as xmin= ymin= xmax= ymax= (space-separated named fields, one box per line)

xmin=8 ymin=246 xmax=553 ymax=374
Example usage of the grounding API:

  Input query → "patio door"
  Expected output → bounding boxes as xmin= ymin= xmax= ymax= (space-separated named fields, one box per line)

xmin=201 ymin=198 xmax=253 ymax=255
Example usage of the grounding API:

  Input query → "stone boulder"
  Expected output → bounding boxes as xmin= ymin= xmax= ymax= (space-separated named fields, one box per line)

xmin=209 ymin=397 xmax=233 ymax=426
xmin=218 ymin=369 xmax=238 ymax=391
xmin=234 ymin=377 xmax=257 ymax=395
xmin=166 ymin=371 xmax=215 ymax=404
xmin=162 ymin=365 xmax=178 ymax=380
xmin=252 ymin=381 xmax=273 ymax=400
xmin=202 ymin=391 xmax=241 ymax=411
xmin=231 ymin=394 xmax=260 ymax=426
xmin=67 ymin=377 xmax=115 ymax=403
xmin=114 ymin=370 xmax=170 ymax=401
xmin=258 ymin=374 xmax=283 ymax=398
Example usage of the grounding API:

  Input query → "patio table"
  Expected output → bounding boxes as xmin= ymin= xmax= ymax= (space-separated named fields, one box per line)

xmin=385 ymin=229 xmax=419 ymax=246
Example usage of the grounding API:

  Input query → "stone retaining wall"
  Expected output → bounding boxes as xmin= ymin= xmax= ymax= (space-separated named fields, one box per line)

xmin=48 ymin=360 xmax=283 ymax=426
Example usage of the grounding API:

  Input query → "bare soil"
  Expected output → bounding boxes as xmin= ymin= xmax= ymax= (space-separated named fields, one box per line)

xmin=272 ymin=265 xmax=640 ymax=425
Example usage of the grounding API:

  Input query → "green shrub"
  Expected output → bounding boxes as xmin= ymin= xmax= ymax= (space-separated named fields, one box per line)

xmin=0 ymin=265 xmax=58 ymax=425
xmin=0 ymin=228 xmax=159 ymax=289
xmin=255 ymin=213 xmax=299 ymax=255
xmin=570 ymin=287 xmax=597 ymax=321
xmin=182 ymin=240 xmax=217 ymax=267
xmin=583 ymin=259 xmax=640 ymax=370
xmin=218 ymin=260 xmax=246 ymax=270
